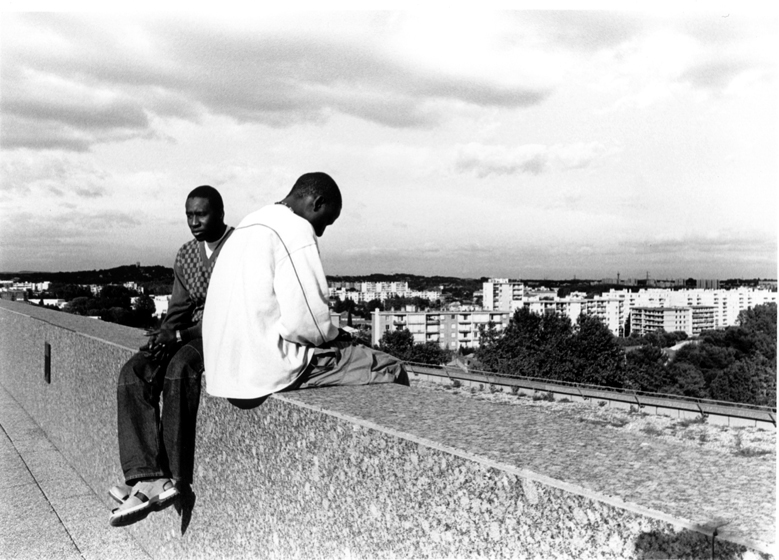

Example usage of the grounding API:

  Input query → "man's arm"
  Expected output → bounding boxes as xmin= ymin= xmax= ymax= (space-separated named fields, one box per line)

xmin=274 ymin=243 xmax=339 ymax=347
xmin=142 ymin=253 xmax=194 ymax=357
xmin=161 ymin=255 xmax=191 ymax=331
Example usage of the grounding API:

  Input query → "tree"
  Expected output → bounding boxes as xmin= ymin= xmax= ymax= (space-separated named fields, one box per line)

xmin=709 ymin=358 xmax=775 ymax=406
xmin=378 ymin=328 xmax=415 ymax=361
xmin=65 ymin=296 xmax=92 ymax=316
xmin=570 ymin=314 xmax=625 ymax=387
xmin=533 ymin=311 xmax=575 ymax=382
xmin=475 ymin=307 xmax=544 ymax=377
xmin=407 ymin=341 xmax=453 ymax=365
xmin=362 ymin=299 xmax=383 ymax=320
xmin=102 ymin=306 xmax=132 ymax=326
xmin=98 ymin=285 xmax=135 ymax=309
xmin=131 ymin=294 xmax=157 ymax=328
xmin=738 ymin=302 xmax=777 ymax=336
xmin=672 ymin=342 xmax=737 ymax=387
xmin=377 ymin=327 xmax=453 ymax=365
xmin=666 ymin=362 xmax=708 ymax=399
xmin=624 ymin=345 xmax=673 ymax=393
xmin=642 ymin=330 xmax=666 ymax=348
xmin=333 ymin=298 xmax=355 ymax=314
xmin=50 ymin=283 xmax=92 ymax=300
xmin=737 ymin=303 xmax=777 ymax=363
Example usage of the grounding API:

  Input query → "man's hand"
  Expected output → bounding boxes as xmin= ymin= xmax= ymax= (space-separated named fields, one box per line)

xmin=351 ymin=331 xmax=370 ymax=346
xmin=334 ymin=328 xmax=353 ymax=342
xmin=140 ymin=329 xmax=179 ymax=361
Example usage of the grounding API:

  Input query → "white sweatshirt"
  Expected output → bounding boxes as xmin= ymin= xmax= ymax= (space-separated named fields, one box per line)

xmin=202 ymin=204 xmax=339 ymax=399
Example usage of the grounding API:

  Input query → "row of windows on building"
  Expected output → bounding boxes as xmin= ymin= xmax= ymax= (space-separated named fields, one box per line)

xmin=328 ymin=281 xmax=442 ymax=303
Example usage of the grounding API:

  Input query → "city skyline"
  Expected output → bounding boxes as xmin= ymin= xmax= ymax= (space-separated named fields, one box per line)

xmin=1 ymin=8 xmax=777 ymax=280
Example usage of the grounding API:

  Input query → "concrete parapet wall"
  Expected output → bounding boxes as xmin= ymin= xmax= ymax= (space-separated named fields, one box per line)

xmin=0 ymin=301 xmax=771 ymax=559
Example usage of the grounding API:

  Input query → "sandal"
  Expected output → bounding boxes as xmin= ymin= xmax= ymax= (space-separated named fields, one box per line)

xmin=108 ymin=478 xmax=179 ymax=527
xmin=108 ymin=482 xmax=133 ymax=504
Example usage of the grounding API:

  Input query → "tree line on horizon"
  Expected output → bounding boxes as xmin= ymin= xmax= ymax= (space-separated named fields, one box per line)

xmin=34 ymin=284 xmax=159 ymax=330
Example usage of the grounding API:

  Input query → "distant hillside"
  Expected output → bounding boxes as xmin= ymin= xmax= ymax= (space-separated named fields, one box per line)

xmin=326 ymin=273 xmax=486 ymax=293
xmin=0 ymin=265 xmax=174 ymax=286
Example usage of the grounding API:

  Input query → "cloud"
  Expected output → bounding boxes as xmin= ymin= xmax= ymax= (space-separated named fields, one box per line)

xmin=4 ymin=210 xmax=141 ymax=238
xmin=454 ymin=142 xmax=617 ymax=178
xmin=323 ymin=228 xmax=777 ymax=280
xmin=1 ymin=13 xmax=553 ymax=152
xmin=527 ymin=11 xmax=648 ymax=52
xmin=0 ymin=153 xmax=110 ymax=198
xmin=637 ymin=230 xmax=777 ymax=257
xmin=0 ymin=209 xmax=147 ymax=271
xmin=678 ymin=58 xmax=762 ymax=91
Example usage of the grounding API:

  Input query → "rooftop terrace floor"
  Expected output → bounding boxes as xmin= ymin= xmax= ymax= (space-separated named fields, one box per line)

xmin=0 ymin=384 xmax=148 ymax=560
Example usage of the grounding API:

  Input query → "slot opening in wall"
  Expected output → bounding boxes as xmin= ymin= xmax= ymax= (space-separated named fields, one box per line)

xmin=44 ymin=342 xmax=51 ymax=384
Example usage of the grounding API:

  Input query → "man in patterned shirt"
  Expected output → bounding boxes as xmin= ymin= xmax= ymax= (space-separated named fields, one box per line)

xmin=108 ymin=185 xmax=233 ymax=527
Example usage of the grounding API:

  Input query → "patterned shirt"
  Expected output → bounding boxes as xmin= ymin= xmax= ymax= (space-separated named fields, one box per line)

xmin=163 ymin=227 xmax=233 ymax=330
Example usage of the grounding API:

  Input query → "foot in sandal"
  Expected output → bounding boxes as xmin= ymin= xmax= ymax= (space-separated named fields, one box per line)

xmin=108 ymin=478 xmax=179 ymax=527
xmin=108 ymin=481 xmax=134 ymax=504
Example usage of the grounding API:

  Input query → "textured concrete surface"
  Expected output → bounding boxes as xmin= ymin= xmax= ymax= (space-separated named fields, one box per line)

xmin=0 ymin=299 xmax=774 ymax=559
xmin=0 ymin=385 xmax=148 ymax=560
xmin=288 ymin=385 xmax=776 ymax=551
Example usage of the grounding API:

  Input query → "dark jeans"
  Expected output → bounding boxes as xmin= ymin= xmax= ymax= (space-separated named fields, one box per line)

xmin=117 ymin=339 xmax=203 ymax=485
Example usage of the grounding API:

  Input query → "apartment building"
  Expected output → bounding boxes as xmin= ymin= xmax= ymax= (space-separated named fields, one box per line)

xmin=630 ymin=305 xmax=716 ymax=337
xmin=523 ymin=296 xmax=624 ymax=336
xmin=330 ymin=281 xmax=442 ymax=303
xmin=482 ymin=278 xmax=525 ymax=311
xmin=372 ymin=309 xmax=511 ymax=351
xmin=487 ymin=286 xmax=774 ymax=338
xmin=609 ymin=287 xmax=777 ymax=330
xmin=696 ymin=279 xmax=720 ymax=290
xmin=0 ymin=281 xmax=51 ymax=293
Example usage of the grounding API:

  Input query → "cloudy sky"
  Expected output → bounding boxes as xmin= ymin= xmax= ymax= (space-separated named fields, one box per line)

xmin=1 ymin=8 xmax=776 ymax=280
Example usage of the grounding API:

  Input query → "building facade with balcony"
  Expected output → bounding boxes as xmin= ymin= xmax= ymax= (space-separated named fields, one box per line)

xmin=371 ymin=309 xmax=511 ymax=351
xmin=483 ymin=278 xmax=525 ymax=311
xmin=521 ymin=296 xmax=624 ymax=336
xmin=329 ymin=281 xmax=442 ymax=304
xmin=605 ymin=287 xmax=776 ymax=332
xmin=629 ymin=305 xmax=716 ymax=337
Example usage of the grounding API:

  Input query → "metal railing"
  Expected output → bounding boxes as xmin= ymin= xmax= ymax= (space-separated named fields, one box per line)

xmin=404 ymin=361 xmax=777 ymax=426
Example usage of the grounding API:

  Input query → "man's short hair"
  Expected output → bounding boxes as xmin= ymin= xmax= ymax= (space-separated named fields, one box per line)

xmin=187 ymin=185 xmax=224 ymax=214
xmin=288 ymin=172 xmax=342 ymax=207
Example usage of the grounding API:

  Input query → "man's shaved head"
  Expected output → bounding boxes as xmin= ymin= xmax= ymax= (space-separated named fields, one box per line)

xmin=287 ymin=172 xmax=341 ymax=208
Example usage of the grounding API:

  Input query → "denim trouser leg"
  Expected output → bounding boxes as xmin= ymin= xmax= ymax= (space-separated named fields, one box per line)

xmin=117 ymin=339 xmax=204 ymax=485
xmin=161 ymin=339 xmax=203 ymax=484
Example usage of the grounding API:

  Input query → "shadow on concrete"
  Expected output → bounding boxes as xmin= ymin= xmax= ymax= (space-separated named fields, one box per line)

xmin=634 ymin=529 xmax=750 ymax=560
xmin=227 ymin=396 xmax=270 ymax=410
xmin=175 ymin=483 xmax=197 ymax=535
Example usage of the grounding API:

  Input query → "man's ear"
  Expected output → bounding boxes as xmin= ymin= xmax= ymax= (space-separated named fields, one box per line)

xmin=312 ymin=195 xmax=325 ymax=212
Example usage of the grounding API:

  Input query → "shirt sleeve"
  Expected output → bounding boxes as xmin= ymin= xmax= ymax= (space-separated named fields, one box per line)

xmin=274 ymin=242 xmax=339 ymax=347
xmin=161 ymin=254 xmax=192 ymax=331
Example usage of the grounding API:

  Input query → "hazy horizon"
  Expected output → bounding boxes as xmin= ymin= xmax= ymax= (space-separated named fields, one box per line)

xmin=1 ymin=263 xmax=775 ymax=283
xmin=1 ymin=9 xmax=776 ymax=280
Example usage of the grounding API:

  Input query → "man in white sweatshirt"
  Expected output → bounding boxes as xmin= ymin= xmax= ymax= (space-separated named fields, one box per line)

xmin=203 ymin=172 xmax=408 ymax=407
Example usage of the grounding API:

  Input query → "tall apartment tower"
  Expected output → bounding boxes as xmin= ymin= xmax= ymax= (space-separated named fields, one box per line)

xmin=482 ymin=278 xmax=525 ymax=311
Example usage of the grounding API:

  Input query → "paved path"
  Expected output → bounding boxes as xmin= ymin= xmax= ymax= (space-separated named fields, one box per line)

xmin=0 ymin=385 xmax=147 ymax=560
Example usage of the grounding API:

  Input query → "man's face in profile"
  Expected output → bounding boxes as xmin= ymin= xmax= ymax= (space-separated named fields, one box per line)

xmin=186 ymin=197 xmax=223 ymax=242
xmin=310 ymin=202 xmax=341 ymax=237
